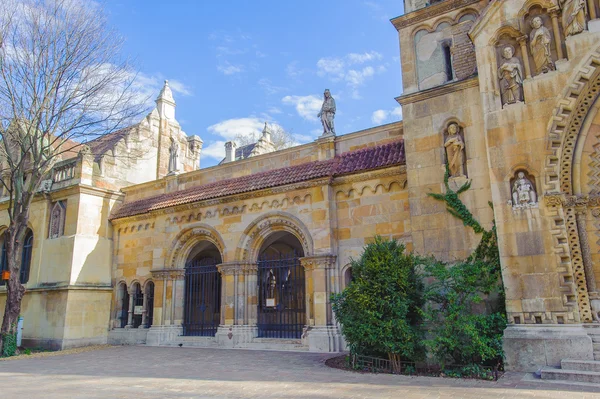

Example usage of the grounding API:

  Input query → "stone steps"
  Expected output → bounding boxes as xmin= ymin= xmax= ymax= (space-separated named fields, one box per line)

xmin=239 ymin=338 xmax=309 ymax=352
xmin=541 ymin=359 xmax=600 ymax=384
xmin=165 ymin=336 xmax=219 ymax=348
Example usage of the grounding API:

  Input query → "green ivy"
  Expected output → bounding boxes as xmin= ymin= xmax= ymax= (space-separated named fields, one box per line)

xmin=424 ymin=167 xmax=506 ymax=369
xmin=1 ymin=325 xmax=17 ymax=357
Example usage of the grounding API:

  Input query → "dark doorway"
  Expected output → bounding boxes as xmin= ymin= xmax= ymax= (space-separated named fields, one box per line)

xmin=183 ymin=242 xmax=222 ymax=337
xmin=257 ymin=232 xmax=305 ymax=339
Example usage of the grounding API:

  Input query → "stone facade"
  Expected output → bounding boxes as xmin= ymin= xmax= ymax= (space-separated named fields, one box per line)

xmin=5 ymin=1 xmax=600 ymax=372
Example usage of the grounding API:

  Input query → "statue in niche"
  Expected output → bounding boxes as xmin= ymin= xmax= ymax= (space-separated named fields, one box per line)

xmin=560 ymin=0 xmax=587 ymax=37
xmin=498 ymin=46 xmax=524 ymax=105
xmin=317 ymin=89 xmax=336 ymax=136
xmin=168 ymin=136 xmax=179 ymax=173
xmin=530 ymin=16 xmax=555 ymax=75
xmin=444 ymin=123 xmax=466 ymax=177
xmin=511 ymin=171 xmax=538 ymax=208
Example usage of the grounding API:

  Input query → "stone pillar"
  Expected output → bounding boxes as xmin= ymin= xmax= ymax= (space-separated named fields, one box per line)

xmin=576 ymin=209 xmax=597 ymax=295
xmin=171 ymin=269 xmax=185 ymax=325
xmin=517 ymin=36 xmax=532 ymax=79
xmin=300 ymin=254 xmax=342 ymax=352
xmin=141 ymin=287 xmax=149 ymax=328
xmin=549 ymin=9 xmax=564 ymax=60
xmin=216 ymin=262 xmax=258 ymax=348
xmin=161 ymin=275 xmax=167 ymax=324
xmin=125 ymin=289 xmax=134 ymax=328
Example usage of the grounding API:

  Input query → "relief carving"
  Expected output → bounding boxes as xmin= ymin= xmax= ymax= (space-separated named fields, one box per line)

xmin=560 ymin=0 xmax=587 ymax=37
xmin=510 ymin=171 xmax=538 ymax=209
xmin=444 ymin=123 xmax=466 ymax=178
xmin=529 ymin=16 xmax=555 ymax=75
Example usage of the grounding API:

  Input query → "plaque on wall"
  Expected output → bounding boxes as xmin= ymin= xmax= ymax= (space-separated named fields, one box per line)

xmin=134 ymin=305 xmax=143 ymax=315
xmin=266 ymin=298 xmax=276 ymax=307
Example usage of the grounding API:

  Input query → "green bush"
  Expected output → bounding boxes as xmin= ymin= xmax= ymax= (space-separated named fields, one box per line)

xmin=331 ymin=236 xmax=424 ymax=371
xmin=1 ymin=330 xmax=17 ymax=357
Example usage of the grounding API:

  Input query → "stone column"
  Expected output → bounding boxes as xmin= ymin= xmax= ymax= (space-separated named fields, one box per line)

xmin=517 ymin=36 xmax=532 ymax=79
xmin=141 ymin=287 xmax=149 ymax=328
xmin=126 ymin=288 xmax=134 ymax=328
xmin=217 ymin=263 xmax=239 ymax=326
xmin=242 ymin=263 xmax=258 ymax=326
xmin=549 ymin=9 xmax=564 ymax=60
xmin=300 ymin=254 xmax=341 ymax=352
xmin=576 ymin=209 xmax=597 ymax=295
xmin=171 ymin=269 xmax=185 ymax=325
xmin=161 ymin=275 xmax=167 ymax=324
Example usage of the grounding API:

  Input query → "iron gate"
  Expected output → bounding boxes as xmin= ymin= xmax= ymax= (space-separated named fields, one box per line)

xmin=257 ymin=253 xmax=305 ymax=339
xmin=132 ymin=284 xmax=143 ymax=328
xmin=183 ymin=258 xmax=221 ymax=336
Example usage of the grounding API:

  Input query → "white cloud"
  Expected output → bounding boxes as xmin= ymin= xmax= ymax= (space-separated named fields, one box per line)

xmin=267 ymin=106 xmax=282 ymax=114
xmin=371 ymin=106 xmax=403 ymax=125
xmin=167 ymin=79 xmax=193 ymax=96
xmin=207 ymin=117 xmax=266 ymax=141
xmin=258 ymin=78 xmax=286 ymax=95
xmin=201 ymin=140 xmax=227 ymax=160
xmin=281 ymin=95 xmax=322 ymax=121
xmin=218 ymin=62 xmax=244 ymax=75
xmin=347 ymin=51 xmax=383 ymax=64
xmin=316 ymin=51 xmax=385 ymax=98
xmin=286 ymin=61 xmax=304 ymax=78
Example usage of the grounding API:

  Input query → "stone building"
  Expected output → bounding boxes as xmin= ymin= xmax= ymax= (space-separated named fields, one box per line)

xmin=4 ymin=0 xmax=600 ymax=373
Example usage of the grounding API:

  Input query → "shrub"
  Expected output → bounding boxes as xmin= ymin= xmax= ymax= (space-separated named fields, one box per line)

xmin=331 ymin=236 xmax=424 ymax=371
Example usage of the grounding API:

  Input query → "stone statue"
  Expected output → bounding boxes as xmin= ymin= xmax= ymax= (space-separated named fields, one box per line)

xmin=168 ymin=136 xmax=179 ymax=173
xmin=560 ymin=0 xmax=587 ymax=37
xmin=512 ymin=171 xmax=537 ymax=207
xmin=444 ymin=123 xmax=465 ymax=177
xmin=498 ymin=46 xmax=524 ymax=105
xmin=317 ymin=89 xmax=336 ymax=136
xmin=530 ymin=16 xmax=555 ymax=75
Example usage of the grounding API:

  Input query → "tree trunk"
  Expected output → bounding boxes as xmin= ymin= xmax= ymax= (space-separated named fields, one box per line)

xmin=0 ymin=223 xmax=27 ymax=354
xmin=388 ymin=352 xmax=402 ymax=374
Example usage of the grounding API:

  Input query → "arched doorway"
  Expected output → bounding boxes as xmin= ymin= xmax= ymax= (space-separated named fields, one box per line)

xmin=257 ymin=231 xmax=305 ymax=339
xmin=131 ymin=282 xmax=143 ymax=328
xmin=183 ymin=241 xmax=222 ymax=336
xmin=117 ymin=282 xmax=129 ymax=328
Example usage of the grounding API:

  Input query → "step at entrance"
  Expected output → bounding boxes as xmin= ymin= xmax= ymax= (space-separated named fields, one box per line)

xmin=541 ymin=359 xmax=600 ymax=384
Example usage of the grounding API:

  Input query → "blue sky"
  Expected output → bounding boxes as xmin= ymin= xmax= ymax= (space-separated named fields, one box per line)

xmin=104 ymin=1 xmax=405 ymax=167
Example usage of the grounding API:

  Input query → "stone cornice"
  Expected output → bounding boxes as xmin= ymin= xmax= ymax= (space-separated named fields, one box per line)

xmin=150 ymin=268 xmax=185 ymax=279
xmin=0 ymin=283 xmax=112 ymax=294
xmin=391 ymin=0 xmax=482 ymax=31
xmin=300 ymin=254 xmax=337 ymax=270
xmin=396 ymin=77 xmax=479 ymax=106
xmin=544 ymin=194 xmax=600 ymax=208
xmin=332 ymin=165 xmax=407 ymax=186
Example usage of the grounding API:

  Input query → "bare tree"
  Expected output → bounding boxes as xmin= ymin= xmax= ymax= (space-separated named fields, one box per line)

xmin=235 ymin=124 xmax=296 ymax=150
xmin=0 ymin=0 xmax=143 ymax=352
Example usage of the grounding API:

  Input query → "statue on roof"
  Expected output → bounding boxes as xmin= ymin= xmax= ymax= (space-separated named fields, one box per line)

xmin=317 ymin=89 xmax=336 ymax=137
xmin=168 ymin=136 xmax=179 ymax=174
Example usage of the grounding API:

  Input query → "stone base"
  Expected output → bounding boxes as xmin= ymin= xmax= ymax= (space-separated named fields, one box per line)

xmin=145 ymin=325 xmax=183 ymax=346
xmin=216 ymin=325 xmax=257 ymax=348
xmin=22 ymin=335 xmax=108 ymax=351
xmin=503 ymin=324 xmax=593 ymax=372
xmin=305 ymin=325 xmax=343 ymax=352
xmin=108 ymin=328 xmax=148 ymax=345
xmin=589 ymin=19 xmax=600 ymax=33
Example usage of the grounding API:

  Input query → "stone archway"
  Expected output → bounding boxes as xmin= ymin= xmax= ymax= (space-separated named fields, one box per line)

xmin=543 ymin=45 xmax=600 ymax=323
xmin=235 ymin=212 xmax=314 ymax=263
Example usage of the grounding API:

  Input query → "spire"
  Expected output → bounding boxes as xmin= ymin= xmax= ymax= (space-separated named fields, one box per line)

xmin=261 ymin=121 xmax=271 ymax=143
xmin=156 ymin=80 xmax=175 ymax=105
xmin=155 ymin=80 xmax=176 ymax=120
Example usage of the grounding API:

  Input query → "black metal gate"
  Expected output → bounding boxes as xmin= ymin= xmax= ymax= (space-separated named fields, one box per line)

xmin=257 ymin=253 xmax=305 ymax=339
xmin=183 ymin=258 xmax=221 ymax=336
xmin=132 ymin=284 xmax=143 ymax=328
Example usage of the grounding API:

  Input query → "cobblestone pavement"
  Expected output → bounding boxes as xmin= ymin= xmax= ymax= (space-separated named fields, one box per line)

xmin=0 ymin=346 xmax=599 ymax=398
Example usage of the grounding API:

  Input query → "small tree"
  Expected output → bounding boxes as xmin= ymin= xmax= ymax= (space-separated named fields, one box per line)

xmin=331 ymin=236 xmax=424 ymax=372
xmin=0 ymin=0 xmax=142 ymax=352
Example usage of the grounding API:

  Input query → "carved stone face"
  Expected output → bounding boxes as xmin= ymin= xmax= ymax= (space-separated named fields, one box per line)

xmin=324 ymin=89 xmax=331 ymax=98
xmin=503 ymin=46 xmax=514 ymax=59
xmin=448 ymin=123 xmax=458 ymax=135
xmin=518 ymin=171 xmax=525 ymax=179
xmin=531 ymin=17 xmax=542 ymax=29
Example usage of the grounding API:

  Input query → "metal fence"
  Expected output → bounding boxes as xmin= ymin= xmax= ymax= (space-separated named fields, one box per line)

xmin=183 ymin=258 xmax=221 ymax=337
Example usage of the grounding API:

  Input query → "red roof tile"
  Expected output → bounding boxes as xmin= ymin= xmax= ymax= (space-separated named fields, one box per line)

xmin=87 ymin=125 xmax=137 ymax=162
xmin=110 ymin=140 xmax=405 ymax=220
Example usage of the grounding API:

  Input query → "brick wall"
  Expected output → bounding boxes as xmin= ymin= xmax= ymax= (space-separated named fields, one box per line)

xmin=451 ymin=21 xmax=477 ymax=80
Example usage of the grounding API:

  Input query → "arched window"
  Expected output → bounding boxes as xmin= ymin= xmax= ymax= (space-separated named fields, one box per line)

xmin=20 ymin=229 xmax=33 ymax=284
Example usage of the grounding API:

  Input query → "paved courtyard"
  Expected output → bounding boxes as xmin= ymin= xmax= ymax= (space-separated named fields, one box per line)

xmin=0 ymin=346 xmax=599 ymax=398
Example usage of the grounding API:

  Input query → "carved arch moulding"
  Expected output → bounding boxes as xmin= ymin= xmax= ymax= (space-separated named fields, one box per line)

xmin=235 ymin=211 xmax=314 ymax=263
xmin=541 ymin=45 xmax=600 ymax=323
xmin=165 ymin=223 xmax=226 ymax=270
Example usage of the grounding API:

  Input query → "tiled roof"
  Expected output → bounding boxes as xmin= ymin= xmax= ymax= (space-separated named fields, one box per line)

xmin=111 ymin=140 xmax=405 ymax=220
xmin=87 ymin=125 xmax=137 ymax=162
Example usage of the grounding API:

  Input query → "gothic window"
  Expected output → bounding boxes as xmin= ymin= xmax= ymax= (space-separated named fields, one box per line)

xmin=49 ymin=201 xmax=66 ymax=239
xmin=19 ymin=229 xmax=33 ymax=284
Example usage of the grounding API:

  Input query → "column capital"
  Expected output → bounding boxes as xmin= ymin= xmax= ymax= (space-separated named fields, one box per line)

xmin=217 ymin=262 xmax=258 ymax=275
xmin=300 ymin=254 xmax=336 ymax=270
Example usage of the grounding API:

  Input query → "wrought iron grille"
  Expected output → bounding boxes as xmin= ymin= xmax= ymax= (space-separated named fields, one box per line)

xmin=146 ymin=282 xmax=154 ymax=328
xmin=183 ymin=258 xmax=221 ymax=337
xmin=119 ymin=288 xmax=129 ymax=328
xmin=257 ymin=253 xmax=305 ymax=339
